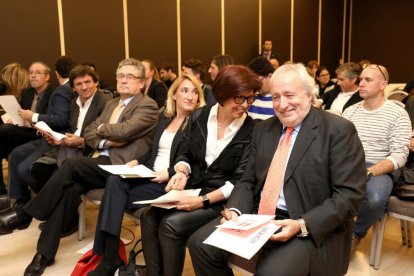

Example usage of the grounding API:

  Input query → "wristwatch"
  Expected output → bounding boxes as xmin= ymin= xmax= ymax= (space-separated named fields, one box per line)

xmin=367 ymin=170 xmax=374 ymax=180
xmin=202 ymin=194 xmax=210 ymax=209
xmin=297 ymin=218 xmax=309 ymax=238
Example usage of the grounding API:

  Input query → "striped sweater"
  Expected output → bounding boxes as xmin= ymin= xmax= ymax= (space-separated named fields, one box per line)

xmin=343 ymin=99 xmax=411 ymax=169
xmin=248 ymin=94 xmax=275 ymax=121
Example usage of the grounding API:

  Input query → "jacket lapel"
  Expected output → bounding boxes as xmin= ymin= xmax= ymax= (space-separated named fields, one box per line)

xmin=284 ymin=108 xmax=318 ymax=182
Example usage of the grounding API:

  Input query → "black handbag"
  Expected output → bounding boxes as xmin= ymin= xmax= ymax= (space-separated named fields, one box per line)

xmin=119 ymin=239 xmax=147 ymax=276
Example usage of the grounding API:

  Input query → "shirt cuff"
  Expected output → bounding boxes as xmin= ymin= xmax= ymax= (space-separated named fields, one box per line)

xmin=99 ymin=139 xmax=107 ymax=149
xmin=32 ymin=113 xmax=39 ymax=123
xmin=228 ymin=208 xmax=242 ymax=216
xmin=174 ymin=161 xmax=192 ymax=174
xmin=219 ymin=181 xmax=234 ymax=199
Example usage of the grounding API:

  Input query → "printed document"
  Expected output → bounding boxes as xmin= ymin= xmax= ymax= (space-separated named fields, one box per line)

xmin=134 ymin=189 xmax=201 ymax=209
xmin=99 ymin=164 xmax=155 ymax=178
xmin=34 ymin=121 xmax=66 ymax=141
xmin=0 ymin=95 xmax=24 ymax=126
xmin=203 ymin=214 xmax=279 ymax=259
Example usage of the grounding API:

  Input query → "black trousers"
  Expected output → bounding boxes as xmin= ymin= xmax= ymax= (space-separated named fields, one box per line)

xmin=188 ymin=216 xmax=311 ymax=276
xmin=93 ymin=175 xmax=167 ymax=255
xmin=140 ymin=204 xmax=222 ymax=276
xmin=23 ymin=156 xmax=112 ymax=259
xmin=0 ymin=124 xmax=38 ymax=159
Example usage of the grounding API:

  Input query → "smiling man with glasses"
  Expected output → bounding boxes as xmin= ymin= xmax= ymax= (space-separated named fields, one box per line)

xmin=343 ymin=64 xmax=411 ymax=256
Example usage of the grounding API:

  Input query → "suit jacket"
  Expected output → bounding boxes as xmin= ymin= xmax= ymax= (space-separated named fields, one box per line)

xmin=226 ymin=107 xmax=366 ymax=276
xmin=84 ymin=93 xmax=159 ymax=165
xmin=202 ymin=84 xmax=217 ymax=106
xmin=323 ymin=85 xmax=363 ymax=112
xmin=20 ymin=85 xmax=54 ymax=113
xmin=147 ymin=79 xmax=167 ymax=109
xmin=174 ymin=105 xmax=255 ymax=194
xmin=42 ymin=90 xmax=111 ymax=165
xmin=137 ymin=113 xmax=184 ymax=178
xmin=37 ymin=82 xmax=76 ymax=132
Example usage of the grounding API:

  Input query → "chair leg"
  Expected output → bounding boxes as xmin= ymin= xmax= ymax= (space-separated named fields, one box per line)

xmin=78 ymin=195 xmax=86 ymax=241
xmin=370 ymin=219 xmax=379 ymax=266
xmin=373 ymin=213 xmax=387 ymax=270
xmin=400 ymin=219 xmax=407 ymax=246
xmin=407 ymin=221 xmax=412 ymax=248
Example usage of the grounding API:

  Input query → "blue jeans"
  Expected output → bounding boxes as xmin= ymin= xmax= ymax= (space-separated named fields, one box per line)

xmin=353 ymin=164 xmax=393 ymax=238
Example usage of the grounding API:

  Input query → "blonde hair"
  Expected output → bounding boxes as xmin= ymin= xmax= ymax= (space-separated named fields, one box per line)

xmin=1 ymin=63 xmax=29 ymax=101
xmin=164 ymin=74 xmax=206 ymax=118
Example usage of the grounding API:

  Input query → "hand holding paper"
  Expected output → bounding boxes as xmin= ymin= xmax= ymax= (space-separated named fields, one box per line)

xmin=34 ymin=121 xmax=66 ymax=141
xmin=99 ymin=164 xmax=155 ymax=178
xmin=203 ymin=214 xmax=279 ymax=260
xmin=134 ymin=189 xmax=201 ymax=209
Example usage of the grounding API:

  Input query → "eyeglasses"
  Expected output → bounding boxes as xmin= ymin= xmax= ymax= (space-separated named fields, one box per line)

xmin=116 ymin=73 xmax=140 ymax=80
xmin=367 ymin=64 xmax=387 ymax=81
xmin=29 ymin=71 xmax=47 ymax=76
xmin=233 ymin=95 xmax=256 ymax=104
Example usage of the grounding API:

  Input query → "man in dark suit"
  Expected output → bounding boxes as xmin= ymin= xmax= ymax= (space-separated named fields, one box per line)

xmin=2 ymin=56 xmax=77 ymax=210
xmin=0 ymin=58 xmax=159 ymax=275
xmin=188 ymin=63 xmax=366 ymax=276
xmin=320 ymin=62 xmax=362 ymax=115
xmin=0 ymin=62 xmax=54 ymax=195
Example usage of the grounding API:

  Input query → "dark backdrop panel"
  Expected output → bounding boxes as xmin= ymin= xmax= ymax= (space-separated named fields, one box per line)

xmin=352 ymin=0 xmax=414 ymax=82
xmin=63 ymin=0 xmax=124 ymax=89
xmin=225 ymin=0 xmax=259 ymax=65
xmin=129 ymin=0 xmax=178 ymax=73
xmin=293 ymin=0 xmax=318 ymax=64
xmin=0 ymin=0 xmax=61 ymax=87
xmin=181 ymin=0 xmax=221 ymax=83
xmin=262 ymin=0 xmax=291 ymax=64
xmin=320 ymin=0 xmax=344 ymax=74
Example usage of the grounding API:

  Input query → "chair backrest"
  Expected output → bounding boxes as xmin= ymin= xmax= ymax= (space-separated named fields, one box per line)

xmin=387 ymin=90 xmax=408 ymax=102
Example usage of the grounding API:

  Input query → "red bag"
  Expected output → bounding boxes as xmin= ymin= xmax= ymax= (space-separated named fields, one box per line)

xmin=71 ymin=240 xmax=127 ymax=276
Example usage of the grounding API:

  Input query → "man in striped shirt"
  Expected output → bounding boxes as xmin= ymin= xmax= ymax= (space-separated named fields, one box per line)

xmin=343 ymin=64 xmax=411 ymax=255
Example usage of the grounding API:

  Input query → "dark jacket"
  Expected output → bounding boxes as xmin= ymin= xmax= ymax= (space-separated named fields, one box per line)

xmin=20 ymin=85 xmax=54 ymax=114
xmin=174 ymin=105 xmax=256 ymax=194
xmin=137 ymin=113 xmax=185 ymax=178
xmin=147 ymin=79 xmax=167 ymax=109
xmin=323 ymin=85 xmax=362 ymax=112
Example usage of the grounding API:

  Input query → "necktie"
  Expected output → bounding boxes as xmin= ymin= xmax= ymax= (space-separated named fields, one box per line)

xmin=109 ymin=101 xmax=125 ymax=124
xmin=258 ymin=127 xmax=294 ymax=215
xmin=30 ymin=94 xmax=39 ymax=112
xmin=92 ymin=101 xmax=125 ymax=158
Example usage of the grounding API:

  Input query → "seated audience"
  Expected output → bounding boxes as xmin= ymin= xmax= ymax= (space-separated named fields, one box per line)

xmin=188 ymin=63 xmax=366 ymax=276
xmin=0 ymin=63 xmax=29 ymax=194
xmin=269 ymin=57 xmax=279 ymax=70
xmin=142 ymin=59 xmax=168 ymax=109
xmin=159 ymin=62 xmax=177 ymax=89
xmin=0 ymin=58 xmax=159 ymax=276
xmin=88 ymin=74 xmax=205 ymax=275
xmin=343 ymin=64 xmax=411 ymax=254
xmin=320 ymin=62 xmax=362 ymax=115
xmin=247 ymin=56 xmax=275 ymax=121
xmin=207 ymin=54 xmax=235 ymax=82
xmin=182 ymin=59 xmax=216 ymax=105
xmin=140 ymin=65 xmax=260 ymax=276
xmin=315 ymin=66 xmax=335 ymax=97
xmin=4 ymin=56 xmax=77 ymax=211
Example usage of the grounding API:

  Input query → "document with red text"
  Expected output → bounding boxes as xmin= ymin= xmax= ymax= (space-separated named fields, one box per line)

xmin=203 ymin=214 xmax=279 ymax=259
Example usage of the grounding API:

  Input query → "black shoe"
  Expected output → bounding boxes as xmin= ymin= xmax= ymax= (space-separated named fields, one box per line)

xmin=24 ymin=253 xmax=55 ymax=276
xmin=0 ymin=210 xmax=32 ymax=235
xmin=37 ymin=221 xmax=78 ymax=238
xmin=0 ymin=195 xmax=10 ymax=213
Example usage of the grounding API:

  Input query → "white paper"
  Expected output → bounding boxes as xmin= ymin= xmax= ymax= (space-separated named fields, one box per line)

xmin=0 ymin=95 xmax=24 ymax=126
xmin=203 ymin=216 xmax=279 ymax=260
xmin=99 ymin=164 xmax=155 ymax=178
xmin=134 ymin=189 xmax=201 ymax=206
xmin=218 ymin=214 xmax=275 ymax=231
xmin=34 ymin=121 xmax=66 ymax=141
